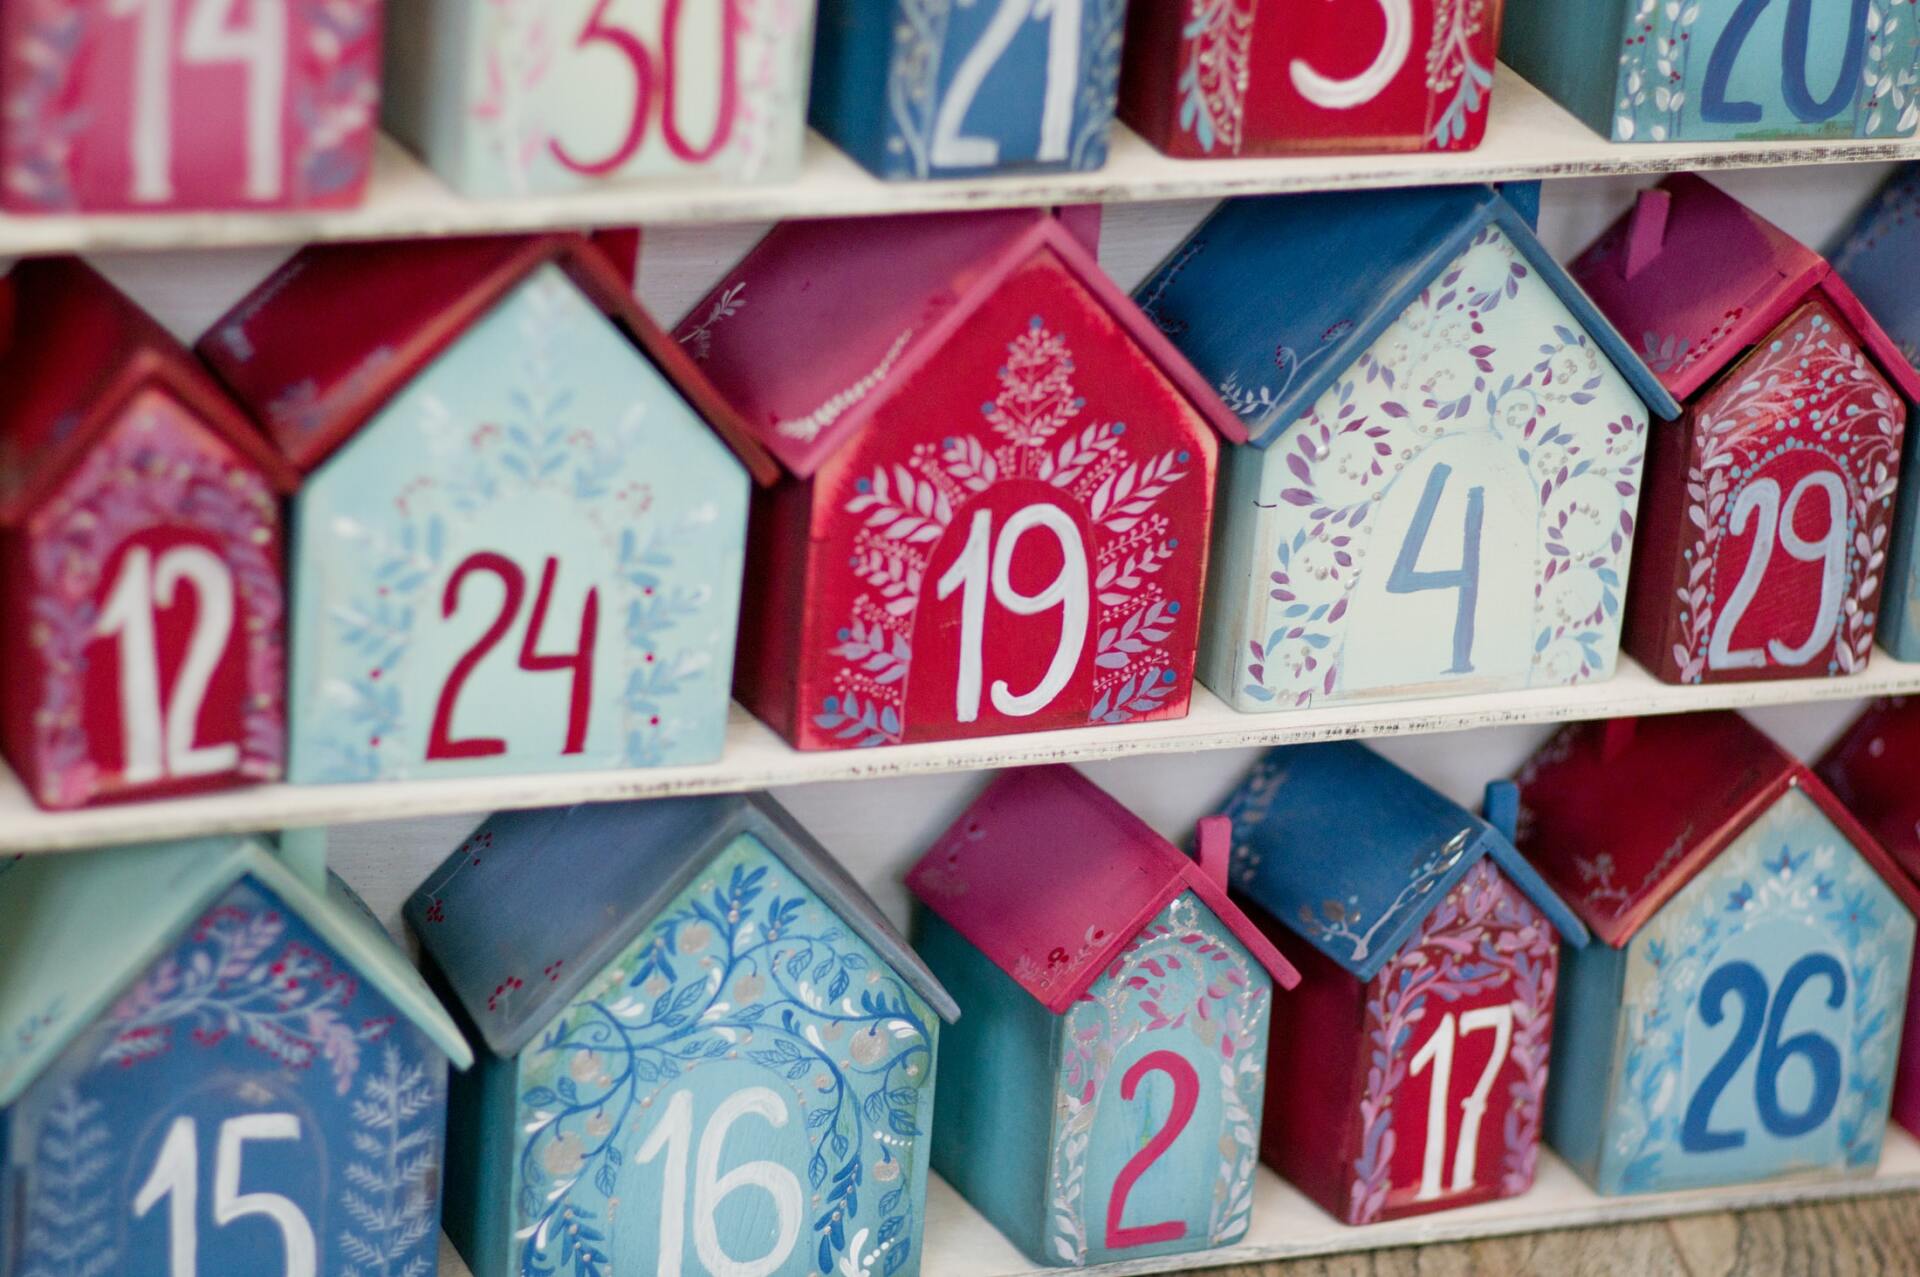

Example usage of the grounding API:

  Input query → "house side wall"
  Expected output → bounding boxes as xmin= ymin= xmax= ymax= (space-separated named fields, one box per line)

xmin=1502 ymin=0 xmax=1632 ymax=140
xmin=1544 ymin=937 xmax=1629 ymax=1188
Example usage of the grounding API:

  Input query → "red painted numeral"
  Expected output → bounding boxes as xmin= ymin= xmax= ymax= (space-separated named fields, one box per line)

xmin=427 ymin=552 xmax=599 ymax=761
xmin=551 ymin=0 xmax=741 ymax=176
xmin=1103 ymin=1050 xmax=1199 ymax=1250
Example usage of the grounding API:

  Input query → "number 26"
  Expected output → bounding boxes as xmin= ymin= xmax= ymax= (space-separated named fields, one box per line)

xmin=1680 ymin=953 xmax=1847 ymax=1153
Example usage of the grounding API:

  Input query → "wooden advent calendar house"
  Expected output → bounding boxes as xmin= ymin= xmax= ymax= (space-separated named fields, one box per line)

xmin=1816 ymin=698 xmax=1920 ymax=1141
xmin=1216 ymin=742 xmax=1588 ymax=1225
xmin=406 ymin=793 xmax=958 ymax=1277
xmin=678 ymin=208 xmax=1245 ymax=750
xmin=1572 ymin=174 xmax=1918 ymax=686
xmin=908 ymin=766 xmax=1298 ymax=1268
xmin=383 ymin=0 xmax=818 ymax=196
xmin=0 ymin=835 xmax=470 ymax=1277
xmin=1 ymin=0 xmax=383 ymax=210
xmin=810 ymin=0 xmax=1126 ymax=179
xmin=1830 ymin=166 xmax=1920 ymax=662
xmin=1516 ymin=712 xmax=1920 ymax=1195
xmin=1503 ymin=0 xmax=1920 ymax=143
xmin=1121 ymin=0 xmax=1507 ymax=157
xmin=199 ymin=233 xmax=776 ymax=785
xmin=0 ymin=256 xmax=296 ymax=811
xmin=1133 ymin=183 xmax=1677 ymax=712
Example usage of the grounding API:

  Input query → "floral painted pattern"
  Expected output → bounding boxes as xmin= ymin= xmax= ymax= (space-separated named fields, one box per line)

xmin=1175 ymin=0 xmax=1255 ymax=154
xmin=512 ymin=836 xmax=938 ymax=1277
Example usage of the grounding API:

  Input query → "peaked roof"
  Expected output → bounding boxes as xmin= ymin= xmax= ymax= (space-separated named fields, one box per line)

xmin=675 ymin=208 xmax=1248 ymax=480
xmin=1572 ymin=173 xmax=1920 ymax=405
xmin=0 ymin=257 xmax=298 ymax=525
xmin=0 ymin=837 xmax=472 ymax=1108
xmin=1218 ymin=743 xmax=1588 ymax=982
xmin=906 ymin=766 xmax=1299 ymax=1015
xmin=1515 ymin=713 xmax=1920 ymax=949
xmin=408 ymin=793 xmax=957 ymax=1059
xmin=196 ymin=233 xmax=778 ymax=484
xmin=1817 ymin=698 xmax=1920 ymax=885
xmin=1832 ymin=165 xmax=1920 ymax=368
xmin=1131 ymin=184 xmax=1680 ymax=449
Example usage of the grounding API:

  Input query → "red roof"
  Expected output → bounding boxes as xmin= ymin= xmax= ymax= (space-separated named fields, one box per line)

xmin=0 ymin=257 xmax=297 ymax=525
xmin=196 ymin=233 xmax=778 ymax=485
xmin=906 ymin=766 xmax=1298 ymax=1015
xmin=1515 ymin=713 xmax=1920 ymax=948
xmin=1818 ymin=698 xmax=1920 ymax=885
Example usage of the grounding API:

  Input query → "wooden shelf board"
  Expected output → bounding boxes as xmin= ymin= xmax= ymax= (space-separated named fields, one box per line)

xmin=8 ymin=649 xmax=1920 ymax=855
xmin=3 ymin=67 xmax=1918 ymax=257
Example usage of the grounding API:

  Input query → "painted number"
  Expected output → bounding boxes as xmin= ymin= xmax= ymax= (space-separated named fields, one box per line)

xmin=930 ymin=0 xmax=1082 ymax=168
xmin=133 ymin=1114 xmax=317 ymax=1277
xmin=1680 ymin=954 xmax=1847 ymax=1153
xmin=936 ymin=504 xmax=1090 ymax=723
xmin=1407 ymin=1006 xmax=1515 ymax=1201
xmin=112 ymin=0 xmax=288 ymax=202
xmin=1104 ymin=1051 xmax=1200 ymax=1250
xmin=1702 ymin=0 xmax=1870 ymax=125
xmin=427 ymin=552 xmax=599 ymax=760
xmin=552 ymin=0 xmax=741 ymax=175
xmin=1290 ymin=0 xmax=1413 ymax=109
xmin=1386 ymin=463 xmax=1484 ymax=676
xmin=96 ymin=544 xmax=240 ymax=786
xmin=1707 ymin=472 xmax=1848 ymax=671
xmin=635 ymin=1088 xmax=805 ymax=1277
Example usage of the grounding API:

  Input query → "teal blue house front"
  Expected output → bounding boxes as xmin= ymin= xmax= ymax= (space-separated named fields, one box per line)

xmin=407 ymin=794 xmax=959 ymax=1277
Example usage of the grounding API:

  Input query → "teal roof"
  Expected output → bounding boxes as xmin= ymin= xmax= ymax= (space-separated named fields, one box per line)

xmin=0 ymin=837 xmax=471 ymax=1107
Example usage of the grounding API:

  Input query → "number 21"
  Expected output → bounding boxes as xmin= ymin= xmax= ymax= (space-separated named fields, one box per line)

xmin=1290 ymin=0 xmax=1412 ymax=110
xmin=930 ymin=0 xmax=1082 ymax=168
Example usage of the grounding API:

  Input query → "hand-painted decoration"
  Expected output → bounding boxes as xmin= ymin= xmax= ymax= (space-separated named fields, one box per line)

xmin=382 ymin=0 xmax=816 ymax=197
xmin=1503 ymin=0 xmax=1920 ymax=143
xmin=1133 ymin=184 xmax=1676 ymax=714
xmin=679 ymin=209 xmax=1243 ymax=751
xmin=1516 ymin=712 xmax=1920 ymax=1195
xmin=0 ymin=0 xmax=382 ymax=211
xmin=198 ymin=234 xmax=775 ymax=785
xmin=907 ymin=766 xmax=1298 ymax=1267
xmin=1573 ymin=175 xmax=1916 ymax=686
xmin=1815 ymin=698 xmax=1920 ymax=1143
xmin=0 ymin=833 xmax=471 ymax=1277
xmin=1830 ymin=165 xmax=1920 ymax=662
xmin=0 ymin=258 xmax=296 ymax=811
xmin=407 ymin=793 xmax=958 ymax=1277
xmin=1121 ymin=0 xmax=1505 ymax=157
xmin=1217 ymin=744 xmax=1588 ymax=1224
xmin=809 ymin=0 xmax=1126 ymax=179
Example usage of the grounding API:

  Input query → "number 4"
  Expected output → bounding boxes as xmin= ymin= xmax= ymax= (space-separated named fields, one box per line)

xmin=1387 ymin=463 xmax=1485 ymax=676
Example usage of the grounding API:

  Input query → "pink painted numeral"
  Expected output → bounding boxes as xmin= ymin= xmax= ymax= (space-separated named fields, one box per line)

xmin=1103 ymin=1050 xmax=1199 ymax=1250
xmin=550 ymin=0 xmax=741 ymax=176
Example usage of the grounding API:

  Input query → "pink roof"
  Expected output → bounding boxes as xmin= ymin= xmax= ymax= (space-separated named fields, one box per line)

xmin=1572 ymin=174 xmax=1920 ymax=405
xmin=677 ymin=209 xmax=1248 ymax=480
xmin=907 ymin=766 xmax=1298 ymax=1015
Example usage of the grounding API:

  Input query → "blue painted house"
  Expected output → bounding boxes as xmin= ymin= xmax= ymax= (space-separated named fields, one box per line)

xmin=810 ymin=0 xmax=1128 ymax=179
xmin=1134 ymin=184 xmax=1679 ymax=713
xmin=407 ymin=793 xmax=959 ymax=1277
xmin=0 ymin=837 xmax=471 ymax=1277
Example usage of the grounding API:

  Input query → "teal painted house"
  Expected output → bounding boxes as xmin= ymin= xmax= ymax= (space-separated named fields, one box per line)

xmin=407 ymin=794 xmax=959 ymax=1277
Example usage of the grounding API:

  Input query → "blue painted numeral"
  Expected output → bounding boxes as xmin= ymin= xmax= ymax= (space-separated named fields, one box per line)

xmin=1701 ymin=0 xmax=1770 ymax=124
xmin=1703 ymin=0 xmax=1869 ymax=125
xmin=1386 ymin=463 xmax=1484 ymax=676
xmin=1680 ymin=954 xmax=1847 ymax=1154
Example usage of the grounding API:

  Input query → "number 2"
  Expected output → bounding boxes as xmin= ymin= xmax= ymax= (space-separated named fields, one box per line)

xmin=1104 ymin=1051 xmax=1199 ymax=1250
xmin=635 ymin=1088 xmax=804 ymax=1277
xmin=1386 ymin=463 xmax=1484 ymax=676
xmin=133 ymin=1113 xmax=316 ymax=1277
xmin=1701 ymin=0 xmax=1870 ymax=125
xmin=1290 ymin=0 xmax=1413 ymax=110
xmin=936 ymin=505 xmax=1090 ymax=723
xmin=1680 ymin=954 xmax=1847 ymax=1153
xmin=1707 ymin=472 xmax=1848 ymax=672
xmin=1408 ymin=1006 xmax=1515 ymax=1201
xmin=930 ymin=0 xmax=1082 ymax=169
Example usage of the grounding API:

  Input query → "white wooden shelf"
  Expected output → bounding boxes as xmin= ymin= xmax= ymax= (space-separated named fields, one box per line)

xmin=8 ymin=650 xmax=1919 ymax=855
xmin=3 ymin=66 xmax=1919 ymax=258
xmin=431 ymin=1132 xmax=1920 ymax=1276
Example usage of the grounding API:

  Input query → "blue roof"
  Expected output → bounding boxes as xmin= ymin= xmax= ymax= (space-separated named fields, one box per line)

xmin=407 ymin=793 xmax=958 ymax=1058
xmin=1833 ymin=165 xmax=1920 ymax=366
xmin=1217 ymin=742 xmax=1588 ymax=982
xmin=0 ymin=837 xmax=471 ymax=1108
xmin=1133 ymin=185 xmax=1680 ymax=449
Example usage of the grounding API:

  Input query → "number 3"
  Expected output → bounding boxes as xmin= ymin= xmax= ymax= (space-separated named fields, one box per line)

xmin=1290 ymin=0 xmax=1413 ymax=110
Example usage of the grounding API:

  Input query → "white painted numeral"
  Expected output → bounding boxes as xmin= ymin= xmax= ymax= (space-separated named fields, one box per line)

xmin=930 ymin=0 xmax=1082 ymax=169
xmin=133 ymin=1114 xmax=316 ymax=1277
xmin=96 ymin=545 xmax=241 ymax=786
xmin=1289 ymin=0 xmax=1412 ymax=110
xmin=1408 ymin=1005 xmax=1515 ymax=1202
xmin=636 ymin=1088 xmax=805 ymax=1277
xmin=936 ymin=505 xmax=1090 ymax=723
xmin=1707 ymin=472 xmax=1849 ymax=671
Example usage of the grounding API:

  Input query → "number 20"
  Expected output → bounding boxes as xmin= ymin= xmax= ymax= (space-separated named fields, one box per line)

xmin=930 ymin=0 xmax=1082 ymax=169
xmin=1702 ymin=0 xmax=1870 ymax=125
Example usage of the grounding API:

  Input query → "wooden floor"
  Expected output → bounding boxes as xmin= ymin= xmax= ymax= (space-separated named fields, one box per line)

xmin=1233 ymin=1192 xmax=1920 ymax=1275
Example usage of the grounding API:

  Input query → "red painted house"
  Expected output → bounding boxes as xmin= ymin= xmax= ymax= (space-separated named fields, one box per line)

xmin=1571 ymin=174 xmax=1918 ymax=686
xmin=0 ymin=257 xmax=295 ymax=809
xmin=677 ymin=208 xmax=1245 ymax=750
